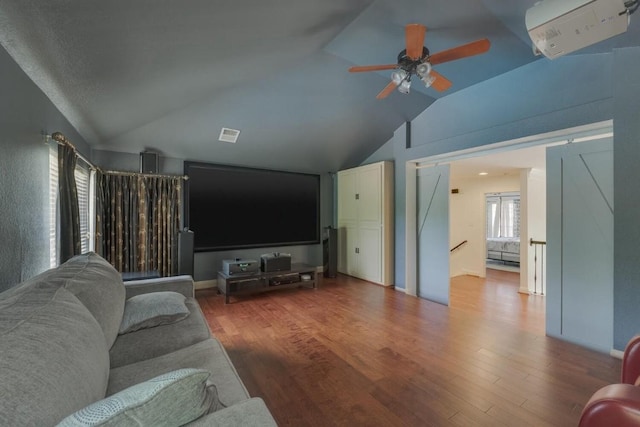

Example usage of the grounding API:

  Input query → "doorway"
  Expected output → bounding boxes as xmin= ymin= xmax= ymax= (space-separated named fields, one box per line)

xmin=405 ymin=121 xmax=614 ymax=345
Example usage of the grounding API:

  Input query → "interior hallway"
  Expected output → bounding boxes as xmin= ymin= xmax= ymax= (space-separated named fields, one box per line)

xmin=450 ymin=269 xmax=545 ymax=336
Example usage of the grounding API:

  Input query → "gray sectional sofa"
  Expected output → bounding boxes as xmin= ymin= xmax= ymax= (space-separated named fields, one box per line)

xmin=0 ymin=252 xmax=277 ymax=426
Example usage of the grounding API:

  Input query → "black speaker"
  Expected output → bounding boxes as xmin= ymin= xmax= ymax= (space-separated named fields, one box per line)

xmin=140 ymin=152 xmax=159 ymax=174
xmin=177 ymin=230 xmax=194 ymax=277
xmin=323 ymin=226 xmax=337 ymax=278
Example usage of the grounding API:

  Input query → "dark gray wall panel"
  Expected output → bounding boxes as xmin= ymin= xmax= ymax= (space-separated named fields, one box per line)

xmin=91 ymin=150 xmax=333 ymax=280
xmin=0 ymin=46 xmax=89 ymax=291
xmin=92 ymin=150 xmax=184 ymax=176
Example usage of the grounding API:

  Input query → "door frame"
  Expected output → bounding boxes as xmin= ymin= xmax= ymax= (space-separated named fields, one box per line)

xmin=404 ymin=120 xmax=613 ymax=299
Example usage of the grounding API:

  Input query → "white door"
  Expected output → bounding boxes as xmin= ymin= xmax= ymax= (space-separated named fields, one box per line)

xmin=337 ymin=225 xmax=358 ymax=275
xmin=357 ymin=226 xmax=382 ymax=282
xmin=357 ymin=164 xmax=382 ymax=224
xmin=417 ymin=165 xmax=450 ymax=305
xmin=338 ymin=170 xmax=358 ymax=223
xmin=546 ymin=138 xmax=613 ymax=352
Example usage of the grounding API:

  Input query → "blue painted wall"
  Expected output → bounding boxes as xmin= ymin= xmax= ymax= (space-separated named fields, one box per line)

xmin=366 ymin=49 xmax=640 ymax=351
xmin=367 ymin=53 xmax=614 ymax=289
xmin=0 ymin=46 xmax=90 ymax=291
xmin=613 ymin=48 xmax=640 ymax=351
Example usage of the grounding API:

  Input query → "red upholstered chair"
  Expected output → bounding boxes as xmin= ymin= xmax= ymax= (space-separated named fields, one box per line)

xmin=622 ymin=336 xmax=640 ymax=386
xmin=579 ymin=336 xmax=640 ymax=426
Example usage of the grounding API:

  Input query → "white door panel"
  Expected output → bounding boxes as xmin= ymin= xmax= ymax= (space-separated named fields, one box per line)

xmin=358 ymin=165 xmax=382 ymax=224
xmin=338 ymin=171 xmax=357 ymax=223
xmin=358 ymin=226 xmax=382 ymax=282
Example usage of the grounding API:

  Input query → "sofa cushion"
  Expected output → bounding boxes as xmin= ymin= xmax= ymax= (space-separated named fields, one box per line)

xmin=119 ymin=291 xmax=190 ymax=334
xmin=185 ymin=398 xmax=277 ymax=427
xmin=109 ymin=297 xmax=211 ymax=368
xmin=0 ymin=281 xmax=110 ymax=426
xmin=57 ymin=369 xmax=223 ymax=427
xmin=108 ymin=339 xmax=250 ymax=407
xmin=24 ymin=252 xmax=126 ymax=348
xmin=56 ymin=252 xmax=126 ymax=348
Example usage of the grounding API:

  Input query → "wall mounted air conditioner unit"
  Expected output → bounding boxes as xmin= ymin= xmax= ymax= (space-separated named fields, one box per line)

xmin=526 ymin=0 xmax=629 ymax=59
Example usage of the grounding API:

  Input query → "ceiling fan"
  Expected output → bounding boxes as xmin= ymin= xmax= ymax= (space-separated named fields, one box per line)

xmin=348 ymin=24 xmax=491 ymax=99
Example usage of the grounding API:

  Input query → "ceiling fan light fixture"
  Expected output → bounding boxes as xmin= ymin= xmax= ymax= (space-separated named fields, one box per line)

xmin=422 ymin=74 xmax=436 ymax=88
xmin=348 ymin=23 xmax=490 ymax=99
xmin=416 ymin=61 xmax=432 ymax=78
xmin=397 ymin=79 xmax=411 ymax=94
xmin=391 ymin=69 xmax=408 ymax=85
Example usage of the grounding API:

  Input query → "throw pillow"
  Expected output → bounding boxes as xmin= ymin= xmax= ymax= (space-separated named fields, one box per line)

xmin=56 ymin=368 xmax=224 ymax=427
xmin=118 ymin=291 xmax=190 ymax=334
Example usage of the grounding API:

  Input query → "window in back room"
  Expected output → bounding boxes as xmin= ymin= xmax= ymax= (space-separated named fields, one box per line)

xmin=486 ymin=192 xmax=520 ymax=239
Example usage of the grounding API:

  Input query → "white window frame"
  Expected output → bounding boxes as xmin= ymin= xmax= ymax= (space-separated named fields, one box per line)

xmin=486 ymin=192 xmax=521 ymax=239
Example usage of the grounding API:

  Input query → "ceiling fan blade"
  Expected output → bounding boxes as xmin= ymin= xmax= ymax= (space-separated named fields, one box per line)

xmin=376 ymin=81 xmax=398 ymax=99
xmin=348 ymin=64 xmax=398 ymax=73
xmin=429 ymin=38 xmax=491 ymax=65
xmin=430 ymin=70 xmax=453 ymax=92
xmin=405 ymin=24 xmax=427 ymax=60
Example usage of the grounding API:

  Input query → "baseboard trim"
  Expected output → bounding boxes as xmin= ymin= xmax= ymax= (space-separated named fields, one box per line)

xmin=610 ymin=349 xmax=624 ymax=360
xmin=462 ymin=269 xmax=482 ymax=277
xmin=195 ymin=279 xmax=217 ymax=290
xmin=394 ymin=286 xmax=417 ymax=297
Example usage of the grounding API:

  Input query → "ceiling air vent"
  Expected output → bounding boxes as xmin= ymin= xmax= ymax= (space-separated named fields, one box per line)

xmin=218 ymin=127 xmax=240 ymax=143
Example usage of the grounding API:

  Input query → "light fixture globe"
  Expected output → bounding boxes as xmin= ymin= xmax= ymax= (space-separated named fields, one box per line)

xmin=391 ymin=69 xmax=408 ymax=85
xmin=397 ymin=79 xmax=411 ymax=94
xmin=422 ymin=74 xmax=436 ymax=88
xmin=416 ymin=61 xmax=432 ymax=78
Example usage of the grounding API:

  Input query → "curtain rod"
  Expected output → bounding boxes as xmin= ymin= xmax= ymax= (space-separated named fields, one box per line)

xmin=46 ymin=131 xmax=187 ymax=180
xmin=47 ymin=131 xmax=95 ymax=170
xmin=100 ymin=169 xmax=188 ymax=180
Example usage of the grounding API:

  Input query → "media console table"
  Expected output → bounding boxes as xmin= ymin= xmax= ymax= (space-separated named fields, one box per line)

xmin=217 ymin=263 xmax=317 ymax=304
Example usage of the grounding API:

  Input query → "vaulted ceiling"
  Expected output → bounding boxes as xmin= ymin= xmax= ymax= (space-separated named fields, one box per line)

xmin=1 ymin=0 xmax=638 ymax=173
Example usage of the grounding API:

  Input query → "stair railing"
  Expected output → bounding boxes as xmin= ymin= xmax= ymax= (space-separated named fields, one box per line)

xmin=450 ymin=240 xmax=468 ymax=253
xmin=529 ymin=238 xmax=546 ymax=295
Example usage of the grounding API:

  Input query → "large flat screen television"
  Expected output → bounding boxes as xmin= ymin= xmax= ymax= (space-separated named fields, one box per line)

xmin=184 ymin=161 xmax=321 ymax=252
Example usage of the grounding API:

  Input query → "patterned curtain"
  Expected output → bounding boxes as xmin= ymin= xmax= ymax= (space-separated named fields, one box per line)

xmin=95 ymin=172 xmax=182 ymax=276
xmin=58 ymin=142 xmax=81 ymax=263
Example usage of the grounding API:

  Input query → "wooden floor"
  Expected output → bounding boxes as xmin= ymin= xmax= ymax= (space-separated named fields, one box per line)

xmin=196 ymin=270 xmax=620 ymax=426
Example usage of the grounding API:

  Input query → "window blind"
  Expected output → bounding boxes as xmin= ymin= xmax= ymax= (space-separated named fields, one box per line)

xmin=49 ymin=145 xmax=59 ymax=268
xmin=49 ymin=145 xmax=95 ymax=267
xmin=74 ymin=162 xmax=92 ymax=254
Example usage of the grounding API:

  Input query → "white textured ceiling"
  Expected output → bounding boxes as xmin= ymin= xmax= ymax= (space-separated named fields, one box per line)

xmin=1 ymin=0 xmax=638 ymax=172
xmin=449 ymin=144 xmax=549 ymax=179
